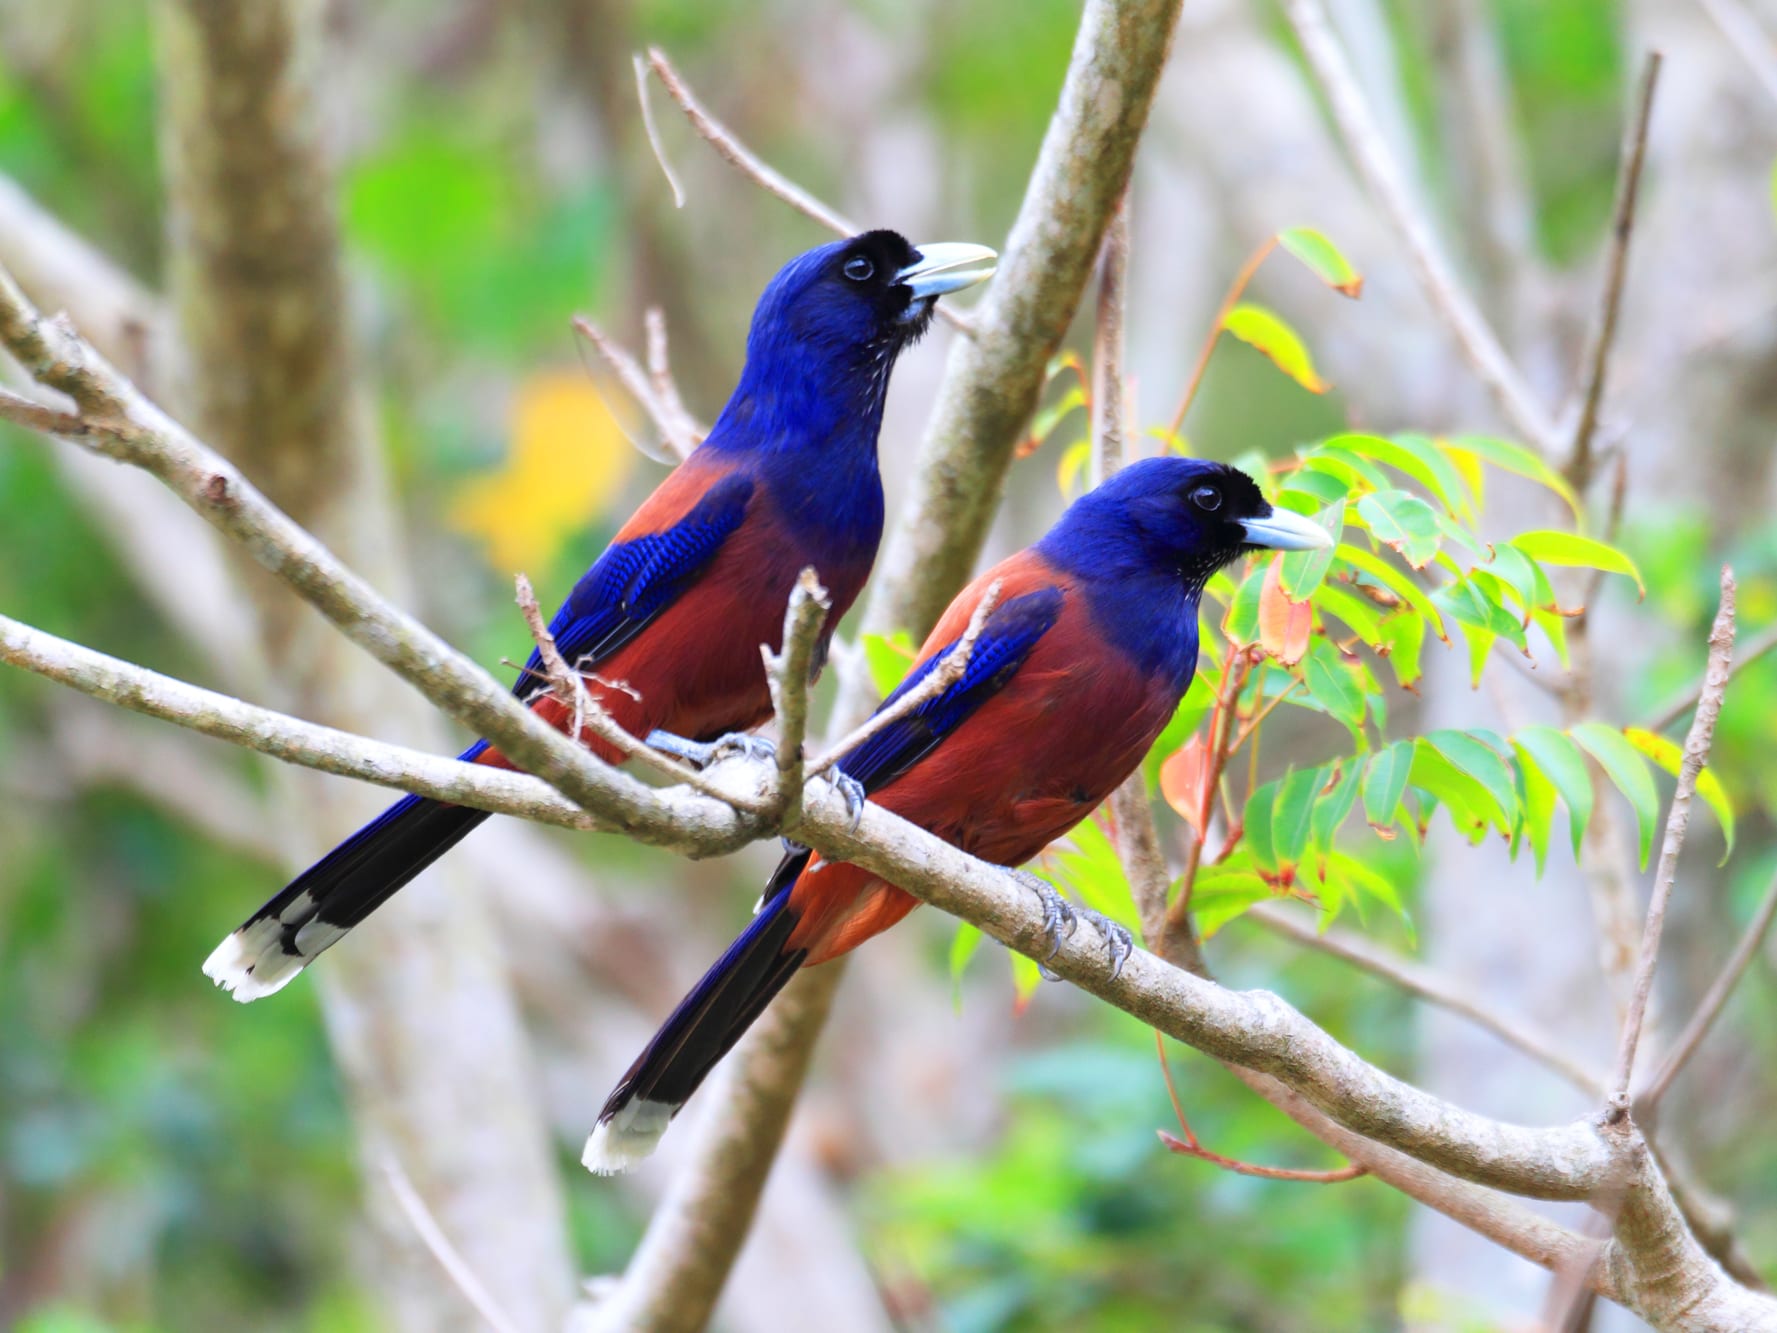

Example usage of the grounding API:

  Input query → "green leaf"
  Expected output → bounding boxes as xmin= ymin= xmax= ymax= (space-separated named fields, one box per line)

xmin=1327 ymin=850 xmax=1414 ymax=941
xmin=1510 ymin=531 xmax=1645 ymax=597
xmin=1512 ymin=727 xmax=1594 ymax=859
xmin=1272 ymin=768 xmax=1322 ymax=867
xmin=1625 ymin=727 xmax=1736 ymax=863
xmin=1303 ymin=639 xmax=1367 ymax=733
xmin=1221 ymin=565 xmax=1265 ymax=646
xmin=1422 ymin=730 xmax=1519 ymax=834
xmin=1357 ymin=490 xmax=1442 ymax=568
xmin=1443 ymin=434 xmax=1581 ymax=518
xmin=1277 ymin=226 xmax=1363 ymax=297
xmin=1306 ymin=445 xmax=1391 ymax=495
xmin=1279 ymin=499 xmax=1344 ymax=598
xmin=1192 ymin=867 xmax=1274 ymax=937
xmin=1572 ymin=722 xmax=1661 ymax=869
xmin=1244 ymin=781 xmax=1280 ymax=871
xmin=1409 ymin=740 xmax=1505 ymax=840
xmin=1143 ymin=672 xmax=1217 ymax=789
xmin=861 ymin=631 xmax=916 ymax=698
xmin=1516 ymin=743 xmax=1557 ymax=874
xmin=1363 ymin=742 xmax=1413 ymax=835
xmin=1280 ymin=465 xmax=1349 ymax=508
xmin=1338 ymin=432 xmax=1472 ymax=519
xmin=1335 ymin=543 xmax=1447 ymax=640
xmin=1378 ymin=610 xmax=1426 ymax=689
xmin=1311 ymin=762 xmax=1361 ymax=853
xmin=1222 ymin=302 xmax=1329 ymax=393
xmin=1314 ymin=582 xmax=1386 ymax=650
xmin=1027 ymin=385 xmax=1085 ymax=447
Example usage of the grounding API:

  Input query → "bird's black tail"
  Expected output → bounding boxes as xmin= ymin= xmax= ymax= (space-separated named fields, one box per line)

xmin=203 ymin=743 xmax=494 ymax=1002
xmin=583 ymin=853 xmax=811 ymax=1173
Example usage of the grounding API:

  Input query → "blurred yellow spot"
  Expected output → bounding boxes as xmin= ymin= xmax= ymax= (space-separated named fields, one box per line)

xmin=451 ymin=372 xmax=635 ymax=572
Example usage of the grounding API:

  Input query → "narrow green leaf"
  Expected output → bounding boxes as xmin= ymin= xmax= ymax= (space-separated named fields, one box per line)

xmin=1192 ymin=867 xmax=1274 ymax=937
xmin=1143 ymin=672 xmax=1216 ymax=789
xmin=1409 ymin=740 xmax=1504 ymax=840
xmin=1280 ymin=465 xmax=1350 ymax=508
xmin=1277 ymin=226 xmax=1363 ymax=296
xmin=1222 ymin=302 xmax=1329 ymax=393
xmin=1572 ymin=722 xmax=1661 ymax=869
xmin=1327 ymin=850 xmax=1414 ymax=942
xmin=1338 ymin=432 xmax=1470 ymax=519
xmin=1443 ymin=434 xmax=1581 ymax=518
xmin=1625 ymin=727 xmax=1736 ymax=863
xmin=1513 ymin=742 xmax=1557 ymax=874
xmin=1304 ymin=639 xmax=1367 ymax=732
xmin=1513 ymin=726 xmax=1594 ymax=858
xmin=1335 ymin=543 xmax=1447 ymax=640
xmin=1245 ymin=781 xmax=1280 ymax=871
xmin=1356 ymin=490 xmax=1442 ymax=568
xmin=1363 ymin=741 xmax=1413 ymax=833
xmin=1313 ymin=583 xmax=1386 ymax=650
xmin=1272 ymin=768 xmax=1322 ymax=866
xmin=1423 ymin=730 xmax=1519 ymax=834
xmin=1221 ymin=565 xmax=1265 ymax=647
xmin=1511 ymin=531 xmax=1645 ymax=597
xmin=949 ymin=921 xmax=983 ymax=1008
xmin=1305 ymin=446 xmax=1391 ymax=496
xmin=1378 ymin=610 xmax=1426 ymax=689
xmin=1311 ymin=762 xmax=1362 ymax=853
xmin=1279 ymin=499 xmax=1344 ymax=598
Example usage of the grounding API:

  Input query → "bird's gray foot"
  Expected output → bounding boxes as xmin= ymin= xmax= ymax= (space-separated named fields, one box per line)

xmin=1075 ymin=907 xmax=1135 ymax=981
xmin=1010 ymin=869 xmax=1077 ymax=968
xmin=646 ymin=729 xmax=776 ymax=770
xmin=822 ymin=768 xmax=867 ymax=829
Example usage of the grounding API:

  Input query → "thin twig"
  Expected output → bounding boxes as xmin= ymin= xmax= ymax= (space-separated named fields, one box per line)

xmin=1643 ymin=621 xmax=1777 ymax=734
xmin=807 ymin=580 xmax=1003 ymax=779
xmin=1565 ymin=53 xmax=1660 ymax=486
xmin=1092 ymin=193 xmax=1130 ymax=481
xmin=644 ymin=307 xmax=701 ymax=448
xmin=1155 ymin=1033 xmax=1365 ymax=1183
xmin=1609 ymin=568 xmax=1737 ymax=1113
xmin=762 ymin=567 xmax=831 ymax=821
xmin=1640 ymin=862 xmax=1777 ymax=1111
xmin=1247 ymin=903 xmax=1605 ymax=1094
xmin=1166 ymin=236 xmax=1276 ymax=440
xmin=571 ymin=314 xmax=703 ymax=462
xmin=377 ymin=1148 xmax=524 ymax=1333
xmin=0 ymin=383 xmax=88 ymax=437
xmin=641 ymin=48 xmax=974 ymax=338
xmin=633 ymin=51 xmax=687 ymax=209
xmin=514 ymin=573 xmax=772 ymax=815
xmin=1282 ymin=0 xmax=1558 ymax=453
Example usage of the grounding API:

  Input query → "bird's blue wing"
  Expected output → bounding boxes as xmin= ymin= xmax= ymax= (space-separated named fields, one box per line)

xmin=515 ymin=473 xmax=755 ymax=698
xmin=836 ymin=587 xmax=1065 ymax=795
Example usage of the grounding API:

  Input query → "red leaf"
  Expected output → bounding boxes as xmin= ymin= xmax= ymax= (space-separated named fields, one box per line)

xmin=1258 ymin=555 xmax=1312 ymax=665
xmin=1159 ymin=735 xmax=1210 ymax=834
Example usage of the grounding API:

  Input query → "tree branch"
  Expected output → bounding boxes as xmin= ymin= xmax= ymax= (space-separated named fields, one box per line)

xmin=1611 ymin=569 xmax=1736 ymax=1111
xmin=572 ymin=313 xmax=703 ymax=462
xmin=1566 ymin=52 xmax=1660 ymax=486
xmin=1246 ymin=903 xmax=1605 ymax=1095
xmin=763 ymin=568 xmax=831 ymax=820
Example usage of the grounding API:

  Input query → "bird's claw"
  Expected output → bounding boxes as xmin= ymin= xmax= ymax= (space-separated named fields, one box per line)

xmin=1010 ymin=870 xmax=1077 ymax=965
xmin=1075 ymin=907 xmax=1135 ymax=981
xmin=823 ymin=769 xmax=867 ymax=829
xmin=646 ymin=729 xmax=776 ymax=770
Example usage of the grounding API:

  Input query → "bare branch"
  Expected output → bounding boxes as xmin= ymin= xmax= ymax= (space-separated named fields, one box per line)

xmin=633 ymin=51 xmax=687 ymax=209
xmin=1281 ymin=0 xmax=1558 ymax=453
xmin=0 ymin=383 xmax=87 ymax=436
xmin=0 ymin=609 xmax=595 ymax=831
xmin=571 ymin=313 xmax=703 ymax=462
xmin=1246 ymin=903 xmax=1606 ymax=1095
xmin=1643 ymin=621 xmax=1777 ymax=735
xmin=1610 ymin=568 xmax=1737 ymax=1111
xmin=377 ymin=1149 xmax=523 ymax=1333
xmin=763 ymin=568 xmax=831 ymax=819
xmin=1640 ymin=862 xmax=1777 ymax=1112
xmin=807 ymin=580 xmax=1002 ymax=780
xmin=1566 ymin=53 xmax=1661 ymax=487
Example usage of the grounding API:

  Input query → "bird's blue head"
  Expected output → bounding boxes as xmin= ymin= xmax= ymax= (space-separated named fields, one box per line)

xmin=1038 ymin=457 xmax=1332 ymax=684
xmin=711 ymin=230 xmax=996 ymax=456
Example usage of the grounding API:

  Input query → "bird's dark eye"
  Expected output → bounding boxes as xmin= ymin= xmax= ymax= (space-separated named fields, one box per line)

xmin=1189 ymin=484 xmax=1223 ymax=512
xmin=843 ymin=255 xmax=875 ymax=282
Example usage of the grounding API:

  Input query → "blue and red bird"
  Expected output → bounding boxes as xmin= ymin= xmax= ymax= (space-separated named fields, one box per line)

xmin=205 ymin=230 xmax=997 ymax=1001
xmin=583 ymin=457 xmax=1331 ymax=1171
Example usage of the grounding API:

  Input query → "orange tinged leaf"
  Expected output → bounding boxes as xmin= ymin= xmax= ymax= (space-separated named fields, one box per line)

xmin=1258 ymin=555 xmax=1312 ymax=664
xmin=1160 ymin=734 xmax=1210 ymax=834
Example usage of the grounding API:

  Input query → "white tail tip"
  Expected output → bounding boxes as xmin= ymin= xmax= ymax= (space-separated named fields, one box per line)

xmin=202 ymin=920 xmax=305 ymax=1003
xmin=582 ymin=1099 xmax=673 ymax=1175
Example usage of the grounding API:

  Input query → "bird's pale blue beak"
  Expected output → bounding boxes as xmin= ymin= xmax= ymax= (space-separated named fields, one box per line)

xmin=1239 ymin=507 xmax=1335 ymax=551
xmin=896 ymin=242 xmax=999 ymax=300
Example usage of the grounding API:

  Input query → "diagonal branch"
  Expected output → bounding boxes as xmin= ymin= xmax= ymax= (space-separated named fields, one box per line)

xmin=762 ymin=568 xmax=831 ymax=820
xmin=1610 ymin=569 xmax=1736 ymax=1112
